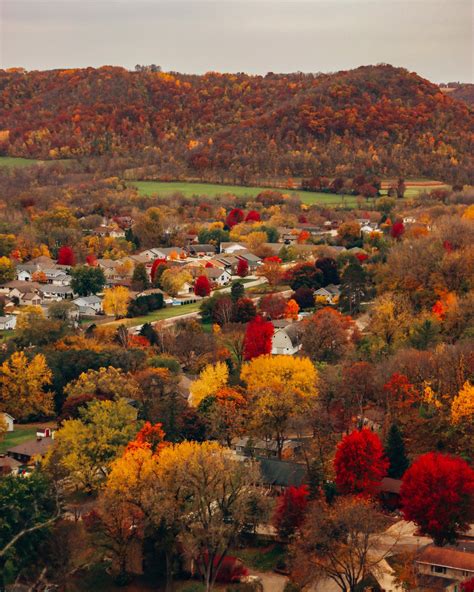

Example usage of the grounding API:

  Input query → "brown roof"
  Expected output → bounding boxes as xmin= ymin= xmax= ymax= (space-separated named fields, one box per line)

xmin=378 ymin=477 xmax=402 ymax=495
xmin=7 ymin=437 xmax=54 ymax=459
xmin=417 ymin=545 xmax=474 ymax=572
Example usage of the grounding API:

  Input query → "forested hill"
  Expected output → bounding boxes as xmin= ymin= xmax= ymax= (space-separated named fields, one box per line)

xmin=0 ymin=64 xmax=473 ymax=183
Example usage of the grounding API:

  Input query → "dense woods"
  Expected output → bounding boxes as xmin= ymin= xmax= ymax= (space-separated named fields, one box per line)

xmin=1 ymin=64 xmax=473 ymax=183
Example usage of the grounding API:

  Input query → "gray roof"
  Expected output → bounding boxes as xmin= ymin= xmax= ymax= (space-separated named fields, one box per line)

xmin=73 ymin=295 xmax=102 ymax=304
xmin=38 ymin=285 xmax=74 ymax=294
xmin=258 ymin=458 xmax=306 ymax=487
xmin=8 ymin=437 xmax=53 ymax=459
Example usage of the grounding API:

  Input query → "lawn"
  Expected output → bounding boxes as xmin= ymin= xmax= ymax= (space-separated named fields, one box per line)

xmin=104 ymin=300 xmax=203 ymax=328
xmin=131 ymin=179 xmax=448 ymax=207
xmin=235 ymin=543 xmax=287 ymax=572
xmin=131 ymin=180 xmax=358 ymax=207
xmin=0 ymin=156 xmax=69 ymax=169
xmin=0 ymin=426 xmax=38 ymax=454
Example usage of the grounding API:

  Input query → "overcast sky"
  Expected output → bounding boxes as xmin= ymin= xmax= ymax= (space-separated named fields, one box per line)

xmin=1 ymin=0 xmax=472 ymax=82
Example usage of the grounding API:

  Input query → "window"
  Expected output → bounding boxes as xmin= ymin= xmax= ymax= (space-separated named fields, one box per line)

xmin=431 ymin=565 xmax=447 ymax=574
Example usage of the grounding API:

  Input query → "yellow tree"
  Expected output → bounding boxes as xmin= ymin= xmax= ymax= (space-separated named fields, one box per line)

xmin=64 ymin=367 xmax=140 ymax=400
xmin=0 ymin=256 xmax=14 ymax=285
xmin=285 ymin=298 xmax=299 ymax=320
xmin=241 ymin=355 xmax=318 ymax=458
xmin=189 ymin=361 xmax=229 ymax=407
xmin=0 ymin=351 xmax=53 ymax=419
xmin=160 ymin=268 xmax=192 ymax=297
xmin=103 ymin=286 xmax=131 ymax=318
xmin=451 ymin=381 xmax=474 ymax=425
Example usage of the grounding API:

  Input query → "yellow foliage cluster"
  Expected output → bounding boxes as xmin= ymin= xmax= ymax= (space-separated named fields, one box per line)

xmin=189 ymin=362 xmax=229 ymax=407
xmin=451 ymin=381 xmax=474 ymax=425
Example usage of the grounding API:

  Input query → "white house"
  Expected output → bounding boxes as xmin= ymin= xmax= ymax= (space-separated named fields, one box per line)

xmin=205 ymin=267 xmax=232 ymax=286
xmin=72 ymin=295 xmax=103 ymax=315
xmin=1 ymin=412 xmax=14 ymax=432
xmin=271 ymin=321 xmax=302 ymax=355
xmin=220 ymin=242 xmax=247 ymax=255
xmin=314 ymin=284 xmax=341 ymax=305
xmin=0 ymin=315 xmax=17 ymax=331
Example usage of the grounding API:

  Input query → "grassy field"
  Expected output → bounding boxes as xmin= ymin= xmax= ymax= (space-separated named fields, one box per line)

xmin=131 ymin=179 xmax=448 ymax=207
xmin=0 ymin=426 xmax=37 ymax=454
xmin=132 ymin=180 xmax=359 ymax=206
xmin=0 ymin=156 xmax=69 ymax=169
xmin=103 ymin=300 xmax=203 ymax=329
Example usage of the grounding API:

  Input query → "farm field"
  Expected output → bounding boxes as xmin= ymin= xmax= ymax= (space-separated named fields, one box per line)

xmin=0 ymin=156 xmax=71 ymax=169
xmin=131 ymin=179 xmax=449 ymax=206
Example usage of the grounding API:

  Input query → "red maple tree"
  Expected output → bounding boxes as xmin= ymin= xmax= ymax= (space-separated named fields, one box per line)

xmin=334 ymin=429 xmax=388 ymax=496
xmin=273 ymin=485 xmax=309 ymax=538
xmin=245 ymin=210 xmax=261 ymax=222
xmin=150 ymin=258 xmax=167 ymax=282
xmin=390 ymin=221 xmax=405 ymax=239
xmin=461 ymin=578 xmax=474 ymax=592
xmin=225 ymin=208 xmax=244 ymax=228
xmin=243 ymin=315 xmax=274 ymax=360
xmin=57 ymin=245 xmax=75 ymax=265
xmin=400 ymin=452 xmax=474 ymax=545
xmin=237 ymin=258 xmax=249 ymax=278
xmin=194 ymin=275 xmax=212 ymax=297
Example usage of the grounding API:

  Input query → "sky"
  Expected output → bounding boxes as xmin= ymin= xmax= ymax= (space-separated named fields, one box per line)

xmin=1 ymin=0 xmax=472 ymax=83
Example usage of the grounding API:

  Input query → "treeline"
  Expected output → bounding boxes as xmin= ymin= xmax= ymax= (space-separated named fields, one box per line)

xmin=0 ymin=64 xmax=473 ymax=183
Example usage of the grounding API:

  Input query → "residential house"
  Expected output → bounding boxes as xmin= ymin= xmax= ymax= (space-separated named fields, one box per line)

xmin=21 ymin=292 xmax=42 ymax=306
xmin=72 ymin=295 xmax=103 ymax=316
xmin=415 ymin=544 xmax=474 ymax=591
xmin=1 ymin=412 xmax=14 ymax=432
xmin=219 ymin=242 xmax=247 ymax=255
xmin=234 ymin=436 xmax=302 ymax=460
xmin=97 ymin=259 xmax=124 ymax=283
xmin=0 ymin=455 xmax=22 ymax=476
xmin=187 ymin=244 xmax=216 ymax=257
xmin=377 ymin=477 xmax=402 ymax=510
xmin=38 ymin=285 xmax=74 ymax=301
xmin=93 ymin=225 xmax=126 ymax=239
xmin=205 ymin=267 xmax=232 ymax=286
xmin=7 ymin=434 xmax=55 ymax=465
xmin=236 ymin=251 xmax=261 ymax=271
xmin=0 ymin=315 xmax=17 ymax=331
xmin=314 ymin=284 xmax=341 ymax=305
xmin=210 ymin=255 xmax=240 ymax=274
xmin=257 ymin=458 xmax=306 ymax=493
xmin=140 ymin=247 xmax=187 ymax=261
xmin=271 ymin=320 xmax=302 ymax=355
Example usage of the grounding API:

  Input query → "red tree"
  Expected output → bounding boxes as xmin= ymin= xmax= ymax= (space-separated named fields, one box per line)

xmin=461 ymin=578 xmax=474 ymax=592
xmin=243 ymin=315 xmax=274 ymax=360
xmin=259 ymin=293 xmax=287 ymax=319
xmin=225 ymin=208 xmax=244 ymax=228
xmin=57 ymin=245 xmax=75 ymax=265
xmin=86 ymin=254 xmax=97 ymax=266
xmin=334 ymin=429 xmax=388 ymax=496
xmin=245 ymin=210 xmax=261 ymax=222
xmin=390 ymin=221 xmax=405 ymax=239
xmin=237 ymin=258 xmax=249 ymax=278
xmin=127 ymin=421 xmax=167 ymax=454
xmin=400 ymin=452 xmax=474 ymax=545
xmin=232 ymin=297 xmax=257 ymax=323
xmin=195 ymin=275 xmax=212 ymax=297
xmin=273 ymin=485 xmax=309 ymax=538
xmin=150 ymin=258 xmax=167 ymax=282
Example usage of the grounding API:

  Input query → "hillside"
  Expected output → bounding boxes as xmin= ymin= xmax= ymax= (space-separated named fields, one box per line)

xmin=440 ymin=83 xmax=474 ymax=107
xmin=0 ymin=64 xmax=473 ymax=183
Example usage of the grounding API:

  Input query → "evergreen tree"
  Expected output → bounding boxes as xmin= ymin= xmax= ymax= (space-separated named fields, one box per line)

xmin=132 ymin=263 xmax=149 ymax=291
xmin=230 ymin=280 xmax=245 ymax=302
xmin=339 ymin=262 xmax=368 ymax=315
xmin=385 ymin=423 xmax=409 ymax=479
xmin=410 ymin=318 xmax=440 ymax=350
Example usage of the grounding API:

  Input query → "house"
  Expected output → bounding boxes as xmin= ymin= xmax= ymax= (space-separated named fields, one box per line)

xmin=377 ymin=477 xmax=402 ymax=510
xmin=96 ymin=259 xmax=124 ymax=282
xmin=1 ymin=412 xmax=14 ymax=432
xmin=140 ymin=247 xmax=187 ymax=261
xmin=234 ymin=436 xmax=302 ymax=459
xmin=205 ymin=267 xmax=232 ymax=286
xmin=93 ymin=225 xmax=126 ymax=239
xmin=43 ymin=268 xmax=71 ymax=286
xmin=0 ymin=315 xmax=17 ymax=331
xmin=271 ymin=321 xmax=302 ymax=355
xmin=415 ymin=544 xmax=474 ymax=591
xmin=0 ymin=454 xmax=22 ymax=476
xmin=72 ymin=295 xmax=103 ymax=315
xmin=220 ymin=242 xmax=247 ymax=255
xmin=257 ymin=458 xmax=306 ymax=492
xmin=211 ymin=255 xmax=240 ymax=274
xmin=38 ymin=285 xmax=74 ymax=301
xmin=187 ymin=244 xmax=216 ymax=257
xmin=7 ymin=434 xmax=54 ymax=464
xmin=314 ymin=284 xmax=341 ymax=305
xmin=236 ymin=251 xmax=261 ymax=271
xmin=21 ymin=292 xmax=42 ymax=306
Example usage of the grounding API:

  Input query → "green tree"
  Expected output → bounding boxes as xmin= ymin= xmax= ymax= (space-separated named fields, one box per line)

xmin=70 ymin=265 xmax=106 ymax=296
xmin=0 ymin=474 xmax=60 ymax=588
xmin=230 ymin=280 xmax=245 ymax=302
xmin=132 ymin=263 xmax=149 ymax=291
xmin=409 ymin=318 xmax=440 ymax=350
xmin=385 ymin=424 xmax=409 ymax=479
xmin=339 ymin=263 xmax=369 ymax=315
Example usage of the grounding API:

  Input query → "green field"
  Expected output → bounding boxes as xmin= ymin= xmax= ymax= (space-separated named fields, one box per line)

xmin=0 ymin=426 xmax=37 ymax=454
xmin=0 ymin=156 xmax=69 ymax=169
xmin=131 ymin=179 xmax=449 ymax=206
xmin=103 ymin=300 xmax=203 ymax=329
xmin=132 ymin=180 xmax=361 ymax=206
